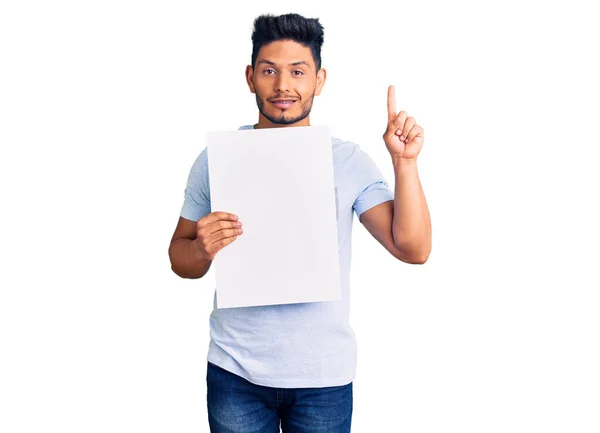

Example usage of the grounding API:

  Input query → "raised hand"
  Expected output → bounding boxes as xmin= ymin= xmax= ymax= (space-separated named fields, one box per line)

xmin=382 ymin=85 xmax=424 ymax=160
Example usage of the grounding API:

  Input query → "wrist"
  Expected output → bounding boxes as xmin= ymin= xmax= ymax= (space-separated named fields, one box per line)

xmin=190 ymin=238 xmax=209 ymax=262
xmin=392 ymin=156 xmax=418 ymax=169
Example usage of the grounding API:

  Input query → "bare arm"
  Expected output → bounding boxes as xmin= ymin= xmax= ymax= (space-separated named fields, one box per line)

xmin=360 ymin=85 xmax=431 ymax=264
xmin=168 ymin=217 xmax=212 ymax=279
xmin=168 ymin=212 xmax=242 ymax=279
xmin=391 ymin=157 xmax=431 ymax=263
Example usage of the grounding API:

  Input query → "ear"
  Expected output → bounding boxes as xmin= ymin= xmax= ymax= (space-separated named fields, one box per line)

xmin=314 ymin=68 xmax=327 ymax=96
xmin=245 ymin=65 xmax=256 ymax=94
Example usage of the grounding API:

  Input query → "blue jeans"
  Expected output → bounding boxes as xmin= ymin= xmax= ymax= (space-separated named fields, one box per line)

xmin=206 ymin=361 xmax=353 ymax=432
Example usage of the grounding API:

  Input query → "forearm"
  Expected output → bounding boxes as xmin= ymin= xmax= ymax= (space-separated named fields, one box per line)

xmin=391 ymin=157 xmax=431 ymax=261
xmin=169 ymin=238 xmax=212 ymax=279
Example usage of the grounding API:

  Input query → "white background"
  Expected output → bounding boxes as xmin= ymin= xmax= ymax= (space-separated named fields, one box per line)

xmin=1 ymin=1 xmax=599 ymax=432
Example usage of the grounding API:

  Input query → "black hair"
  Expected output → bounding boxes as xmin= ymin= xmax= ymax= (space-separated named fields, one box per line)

xmin=251 ymin=13 xmax=325 ymax=73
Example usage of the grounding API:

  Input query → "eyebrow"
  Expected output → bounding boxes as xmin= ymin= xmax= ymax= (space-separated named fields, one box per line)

xmin=256 ymin=59 xmax=310 ymax=68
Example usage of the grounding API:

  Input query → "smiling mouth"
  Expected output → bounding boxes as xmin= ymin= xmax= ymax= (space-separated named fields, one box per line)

xmin=270 ymin=100 xmax=297 ymax=108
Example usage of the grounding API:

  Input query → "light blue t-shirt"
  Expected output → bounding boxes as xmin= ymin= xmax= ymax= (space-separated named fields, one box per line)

xmin=180 ymin=124 xmax=394 ymax=388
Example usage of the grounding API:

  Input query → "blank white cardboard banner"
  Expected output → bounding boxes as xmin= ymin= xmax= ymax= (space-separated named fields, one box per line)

xmin=206 ymin=125 xmax=341 ymax=309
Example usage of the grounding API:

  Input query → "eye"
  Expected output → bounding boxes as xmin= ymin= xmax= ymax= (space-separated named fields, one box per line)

xmin=262 ymin=69 xmax=304 ymax=76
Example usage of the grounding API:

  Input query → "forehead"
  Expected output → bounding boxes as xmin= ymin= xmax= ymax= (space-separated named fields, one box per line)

xmin=256 ymin=40 xmax=314 ymax=67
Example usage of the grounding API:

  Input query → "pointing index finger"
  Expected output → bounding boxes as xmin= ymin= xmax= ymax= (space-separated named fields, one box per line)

xmin=387 ymin=85 xmax=397 ymax=123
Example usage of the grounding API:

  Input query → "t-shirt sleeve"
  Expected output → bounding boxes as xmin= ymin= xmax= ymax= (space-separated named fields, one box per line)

xmin=351 ymin=146 xmax=394 ymax=219
xmin=180 ymin=148 xmax=212 ymax=222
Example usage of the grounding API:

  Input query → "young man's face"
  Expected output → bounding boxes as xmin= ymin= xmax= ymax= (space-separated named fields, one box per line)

xmin=246 ymin=39 xmax=326 ymax=128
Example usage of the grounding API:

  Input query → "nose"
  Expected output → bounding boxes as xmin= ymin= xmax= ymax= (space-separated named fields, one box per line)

xmin=275 ymin=74 xmax=291 ymax=94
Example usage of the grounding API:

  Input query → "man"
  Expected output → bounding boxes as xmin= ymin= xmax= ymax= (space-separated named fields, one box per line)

xmin=168 ymin=12 xmax=431 ymax=433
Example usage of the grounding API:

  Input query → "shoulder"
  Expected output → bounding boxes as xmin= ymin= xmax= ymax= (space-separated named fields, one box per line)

xmin=332 ymin=134 xmax=357 ymax=157
xmin=191 ymin=147 xmax=208 ymax=171
xmin=331 ymin=135 xmax=369 ymax=169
